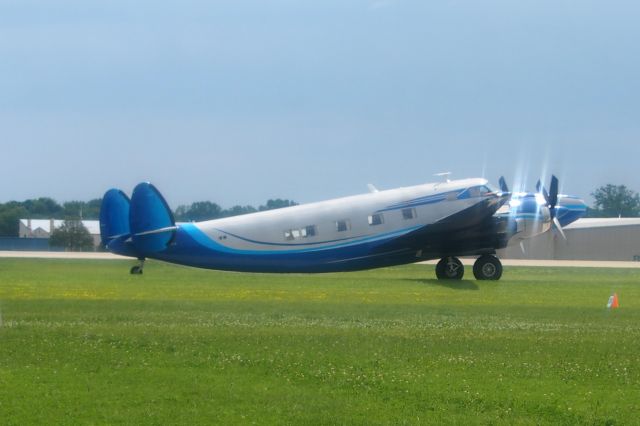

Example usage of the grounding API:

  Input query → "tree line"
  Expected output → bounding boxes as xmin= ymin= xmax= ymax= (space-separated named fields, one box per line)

xmin=173 ymin=199 xmax=297 ymax=222
xmin=0 ymin=198 xmax=102 ymax=237
xmin=0 ymin=197 xmax=297 ymax=237
xmin=586 ymin=184 xmax=640 ymax=218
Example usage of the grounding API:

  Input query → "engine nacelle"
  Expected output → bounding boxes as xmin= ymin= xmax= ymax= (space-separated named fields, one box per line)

xmin=514 ymin=212 xmax=551 ymax=238
xmin=502 ymin=195 xmax=552 ymax=239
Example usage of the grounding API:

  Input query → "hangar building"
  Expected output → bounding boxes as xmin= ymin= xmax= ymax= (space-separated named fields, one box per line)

xmin=498 ymin=218 xmax=640 ymax=262
xmin=18 ymin=219 xmax=101 ymax=249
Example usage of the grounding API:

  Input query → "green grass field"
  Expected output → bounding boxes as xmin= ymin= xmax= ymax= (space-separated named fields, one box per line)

xmin=1 ymin=259 xmax=639 ymax=425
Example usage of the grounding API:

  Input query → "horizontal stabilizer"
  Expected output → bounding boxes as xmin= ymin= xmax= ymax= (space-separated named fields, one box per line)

xmin=134 ymin=225 xmax=178 ymax=237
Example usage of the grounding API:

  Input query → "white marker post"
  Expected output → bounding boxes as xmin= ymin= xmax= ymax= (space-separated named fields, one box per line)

xmin=607 ymin=293 xmax=619 ymax=309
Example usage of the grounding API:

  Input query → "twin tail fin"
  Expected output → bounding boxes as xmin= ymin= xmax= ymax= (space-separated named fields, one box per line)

xmin=100 ymin=183 xmax=176 ymax=258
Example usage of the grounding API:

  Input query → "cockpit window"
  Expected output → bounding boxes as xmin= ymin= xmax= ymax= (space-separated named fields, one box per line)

xmin=487 ymin=184 xmax=501 ymax=193
xmin=480 ymin=186 xmax=493 ymax=195
xmin=468 ymin=187 xmax=480 ymax=198
xmin=465 ymin=185 xmax=497 ymax=198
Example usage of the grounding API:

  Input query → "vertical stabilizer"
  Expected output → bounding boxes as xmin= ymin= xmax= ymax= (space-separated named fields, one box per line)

xmin=129 ymin=182 xmax=176 ymax=254
xmin=100 ymin=189 xmax=131 ymax=247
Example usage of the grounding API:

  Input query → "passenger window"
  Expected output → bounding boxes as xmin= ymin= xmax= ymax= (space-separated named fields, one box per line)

xmin=368 ymin=213 xmax=384 ymax=226
xmin=285 ymin=225 xmax=318 ymax=240
xmin=336 ymin=220 xmax=350 ymax=232
xmin=402 ymin=208 xmax=416 ymax=220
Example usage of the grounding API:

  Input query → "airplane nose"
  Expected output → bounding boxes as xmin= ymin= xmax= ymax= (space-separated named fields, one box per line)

xmin=485 ymin=191 xmax=509 ymax=210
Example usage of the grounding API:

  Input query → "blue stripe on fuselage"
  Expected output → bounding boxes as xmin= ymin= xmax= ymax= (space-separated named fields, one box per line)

xmin=152 ymin=224 xmax=422 ymax=273
xmin=378 ymin=195 xmax=447 ymax=212
xmin=182 ymin=223 xmax=423 ymax=255
xmin=378 ymin=186 xmax=489 ymax=213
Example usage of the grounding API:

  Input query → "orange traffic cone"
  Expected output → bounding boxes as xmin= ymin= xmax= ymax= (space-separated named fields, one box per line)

xmin=607 ymin=293 xmax=619 ymax=309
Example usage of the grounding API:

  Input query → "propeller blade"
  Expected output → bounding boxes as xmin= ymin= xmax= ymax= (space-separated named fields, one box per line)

xmin=543 ymin=187 xmax=550 ymax=205
xmin=519 ymin=240 xmax=526 ymax=255
xmin=536 ymin=176 xmax=558 ymax=206
xmin=548 ymin=175 xmax=559 ymax=209
xmin=536 ymin=179 xmax=552 ymax=205
xmin=552 ymin=216 xmax=567 ymax=241
xmin=498 ymin=176 xmax=509 ymax=193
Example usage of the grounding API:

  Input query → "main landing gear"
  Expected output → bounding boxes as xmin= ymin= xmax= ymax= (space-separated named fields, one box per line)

xmin=130 ymin=258 xmax=145 ymax=275
xmin=435 ymin=254 xmax=503 ymax=281
xmin=473 ymin=254 xmax=503 ymax=281
xmin=436 ymin=256 xmax=464 ymax=280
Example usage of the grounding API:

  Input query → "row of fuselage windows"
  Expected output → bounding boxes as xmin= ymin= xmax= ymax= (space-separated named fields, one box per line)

xmin=283 ymin=207 xmax=417 ymax=241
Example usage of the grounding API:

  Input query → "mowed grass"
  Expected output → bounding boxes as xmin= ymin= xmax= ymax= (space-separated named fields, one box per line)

xmin=1 ymin=259 xmax=640 ymax=425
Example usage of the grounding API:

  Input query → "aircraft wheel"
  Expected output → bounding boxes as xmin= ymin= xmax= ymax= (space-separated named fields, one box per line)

xmin=436 ymin=256 xmax=464 ymax=280
xmin=473 ymin=255 xmax=502 ymax=280
xmin=130 ymin=265 xmax=143 ymax=275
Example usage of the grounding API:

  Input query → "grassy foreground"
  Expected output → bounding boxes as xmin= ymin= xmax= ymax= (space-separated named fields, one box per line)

xmin=1 ymin=259 xmax=639 ymax=425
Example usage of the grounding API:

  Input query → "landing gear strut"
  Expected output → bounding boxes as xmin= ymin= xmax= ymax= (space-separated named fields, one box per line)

xmin=130 ymin=258 xmax=145 ymax=275
xmin=435 ymin=256 xmax=464 ymax=280
xmin=473 ymin=255 xmax=503 ymax=280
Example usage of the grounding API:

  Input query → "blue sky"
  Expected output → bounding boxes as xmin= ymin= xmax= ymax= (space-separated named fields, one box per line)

xmin=1 ymin=0 xmax=639 ymax=208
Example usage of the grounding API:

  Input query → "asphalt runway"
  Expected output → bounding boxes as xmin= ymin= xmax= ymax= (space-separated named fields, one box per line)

xmin=1 ymin=251 xmax=640 ymax=268
xmin=0 ymin=251 xmax=124 ymax=260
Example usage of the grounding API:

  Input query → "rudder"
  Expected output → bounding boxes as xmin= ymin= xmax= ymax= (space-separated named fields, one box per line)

xmin=130 ymin=182 xmax=176 ymax=254
xmin=100 ymin=189 xmax=131 ymax=247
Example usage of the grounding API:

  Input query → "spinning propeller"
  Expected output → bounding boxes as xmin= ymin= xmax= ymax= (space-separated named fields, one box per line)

xmin=536 ymin=175 xmax=566 ymax=241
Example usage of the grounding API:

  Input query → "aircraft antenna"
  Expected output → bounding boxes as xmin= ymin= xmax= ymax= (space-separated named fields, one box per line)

xmin=367 ymin=184 xmax=379 ymax=193
xmin=434 ymin=172 xmax=452 ymax=183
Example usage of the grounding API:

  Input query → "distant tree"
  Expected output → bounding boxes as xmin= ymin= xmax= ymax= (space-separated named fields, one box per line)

xmin=49 ymin=219 xmax=95 ymax=251
xmin=222 ymin=205 xmax=258 ymax=217
xmin=23 ymin=197 xmax=63 ymax=218
xmin=0 ymin=203 xmax=29 ymax=236
xmin=174 ymin=201 xmax=223 ymax=222
xmin=62 ymin=199 xmax=102 ymax=220
xmin=85 ymin=199 xmax=102 ymax=219
xmin=259 ymin=199 xmax=298 ymax=211
xmin=590 ymin=184 xmax=640 ymax=217
xmin=0 ymin=196 xmax=103 ymax=238
xmin=173 ymin=198 xmax=298 ymax=221
xmin=63 ymin=201 xmax=85 ymax=219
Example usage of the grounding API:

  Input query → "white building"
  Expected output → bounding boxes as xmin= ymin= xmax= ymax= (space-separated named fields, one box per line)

xmin=19 ymin=219 xmax=101 ymax=248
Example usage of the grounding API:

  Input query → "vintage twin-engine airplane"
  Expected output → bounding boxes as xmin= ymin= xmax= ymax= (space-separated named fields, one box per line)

xmin=99 ymin=175 xmax=586 ymax=280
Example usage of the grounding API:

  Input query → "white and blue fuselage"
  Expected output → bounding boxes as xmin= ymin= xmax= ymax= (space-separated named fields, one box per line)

xmin=159 ymin=179 xmax=500 ymax=272
xmin=100 ymin=177 xmax=586 ymax=276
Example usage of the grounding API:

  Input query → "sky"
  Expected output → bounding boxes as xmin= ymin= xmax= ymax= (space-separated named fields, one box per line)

xmin=1 ymin=0 xmax=639 ymax=208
